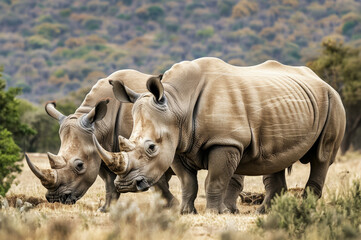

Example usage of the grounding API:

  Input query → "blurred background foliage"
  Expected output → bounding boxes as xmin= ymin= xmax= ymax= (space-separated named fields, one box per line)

xmin=0 ymin=0 xmax=359 ymax=153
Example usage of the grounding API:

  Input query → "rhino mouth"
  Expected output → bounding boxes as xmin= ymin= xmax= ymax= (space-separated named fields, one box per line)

xmin=114 ymin=176 xmax=151 ymax=193
xmin=46 ymin=190 xmax=84 ymax=205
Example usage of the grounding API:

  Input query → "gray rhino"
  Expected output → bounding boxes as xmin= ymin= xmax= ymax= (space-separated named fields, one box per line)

xmin=94 ymin=57 xmax=346 ymax=213
xmin=25 ymin=70 xmax=178 ymax=211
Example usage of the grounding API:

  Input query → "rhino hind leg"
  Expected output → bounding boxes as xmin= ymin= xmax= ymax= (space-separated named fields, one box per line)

xmin=224 ymin=174 xmax=244 ymax=214
xmin=256 ymin=169 xmax=287 ymax=214
xmin=303 ymin=93 xmax=345 ymax=199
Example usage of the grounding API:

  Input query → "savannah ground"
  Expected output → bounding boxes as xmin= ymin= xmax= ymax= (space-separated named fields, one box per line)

xmin=2 ymin=152 xmax=360 ymax=240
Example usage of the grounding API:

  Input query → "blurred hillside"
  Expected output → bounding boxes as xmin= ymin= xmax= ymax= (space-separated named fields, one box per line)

xmin=0 ymin=0 xmax=360 ymax=103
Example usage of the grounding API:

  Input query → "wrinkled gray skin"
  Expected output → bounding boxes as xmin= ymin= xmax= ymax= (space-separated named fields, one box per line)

xmin=25 ymin=70 xmax=178 ymax=211
xmin=96 ymin=57 xmax=346 ymax=214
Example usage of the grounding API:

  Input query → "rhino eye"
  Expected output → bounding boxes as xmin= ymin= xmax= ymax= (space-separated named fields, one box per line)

xmin=144 ymin=141 xmax=158 ymax=157
xmin=73 ymin=159 xmax=86 ymax=174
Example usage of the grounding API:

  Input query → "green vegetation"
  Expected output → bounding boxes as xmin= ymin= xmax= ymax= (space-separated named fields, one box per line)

xmin=0 ymin=68 xmax=34 ymax=196
xmin=0 ymin=0 xmax=359 ymax=103
xmin=253 ymin=180 xmax=361 ymax=240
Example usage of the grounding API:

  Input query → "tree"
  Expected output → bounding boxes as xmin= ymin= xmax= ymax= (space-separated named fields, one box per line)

xmin=0 ymin=128 xmax=21 ymax=196
xmin=0 ymin=67 xmax=34 ymax=195
xmin=307 ymin=40 xmax=361 ymax=154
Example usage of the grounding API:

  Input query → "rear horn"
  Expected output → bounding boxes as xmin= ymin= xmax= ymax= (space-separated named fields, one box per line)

xmin=45 ymin=101 xmax=65 ymax=123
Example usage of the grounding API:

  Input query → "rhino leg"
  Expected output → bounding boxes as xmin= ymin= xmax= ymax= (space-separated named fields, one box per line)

xmin=256 ymin=169 xmax=287 ymax=214
xmin=171 ymin=155 xmax=198 ymax=214
xmin=224 ymin=174 xmax=244 ymax=214
xmin=153 ymin=168 xmax=179 ymax=208
xmin=98 ymin=163 xmax=120 ymax=212
xmin=205 ymin=146 xmax=241 ymax=214
xmin=304 ymin=161 xmax=330 ymax=198
xmin=303 ymin=94 xmax=344 ymax=199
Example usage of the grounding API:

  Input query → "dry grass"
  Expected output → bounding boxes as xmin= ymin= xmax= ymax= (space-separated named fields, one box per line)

xmin=2 ymin=152 xmax=361 ymax=239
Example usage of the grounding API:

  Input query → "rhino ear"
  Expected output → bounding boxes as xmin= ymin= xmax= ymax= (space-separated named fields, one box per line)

xmin=45 ymin=101 xmax=66 ymax=123
xmin=109 ymin=80 xmax=140 ymax=103
xmin=81 ymin=99 xmax=109 ymax=128
xmin=146 ymin=75 xmax=164 ymax=103
xmin=93 ymin=99 xmax=109 ymax=123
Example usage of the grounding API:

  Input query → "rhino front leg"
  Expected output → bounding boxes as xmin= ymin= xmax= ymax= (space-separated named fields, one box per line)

xmin=257 ymin=169 xmax=287 ymax=214
xmin=153 ymin=168 xmax=179 ymax=208
xmin=205 ymin=146 xmax=241 ymax=214
xmin=98 ymin=163 xmax=120 ymax=212
xmin=171 ymin=156 xmax=198 ymax=214
xmin=224 ymin=174 xmax=244 ymax=214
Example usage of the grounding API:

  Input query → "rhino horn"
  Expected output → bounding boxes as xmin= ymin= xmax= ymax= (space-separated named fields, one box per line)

xmin=45 ymin=101 xmax=65 ymax=123
xmin=92 ymin=135 xmax=128 ymax=175
xmin=47 ymin=152 xmax=66 ymax=169
xmin=118 ymin=135 xmax=135 ymax=151
xmin=81 ymin=99 xmax=109 ymax=128
xmin=25 ymin=153 xmax=57 ymax=188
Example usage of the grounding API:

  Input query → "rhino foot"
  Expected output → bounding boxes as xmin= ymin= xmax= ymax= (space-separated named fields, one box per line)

xmin=97 ymin=205 xmax=108 ymax=213
xmin=205 ymin=207 xmax=231 ymax=214
xmin=255 ymin=205 xmax=267 ymax=214
xmin=180 ymin=206 xmax=197 ymax=215
xmin=165 ymin=197 xmax=180 ymax=209
xmin=227 ymin=207 xmax=240 ymax=214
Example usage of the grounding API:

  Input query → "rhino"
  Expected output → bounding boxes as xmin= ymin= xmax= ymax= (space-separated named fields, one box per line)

xmin=25 ymin=70 xmax=178 ymax=211
xmin=93 ymin=57 xmax=346 ymax=213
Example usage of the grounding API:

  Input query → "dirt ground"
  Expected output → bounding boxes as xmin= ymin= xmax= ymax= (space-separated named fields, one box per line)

xmin=4 ymin=152 xmax=361 ymax=239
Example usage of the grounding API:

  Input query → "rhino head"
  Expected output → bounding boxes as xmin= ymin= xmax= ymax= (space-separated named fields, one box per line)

xmin=93 ymin=77 xmax=179 ymax=193
xmin=26 ymin=99 xmax=109 ymax=204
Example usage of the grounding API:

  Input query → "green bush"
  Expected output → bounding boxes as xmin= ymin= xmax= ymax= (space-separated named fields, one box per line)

xmin=0 ymin=129 xmax=21 ymax=196
xmin=0 ymin=68 xmax=34 ymax=196
xmin=147 ymin=5 xmax=165 ymax=20
xmin=27 ymin=35 xmax=51 ymax=49
xmin=33 ymin=23 xmax=67 ymax=39
xmin=256 ymin=180 xmax=361 ymax=240
xmin=84 ymin=18 xmax=102 ymax=31
xmin=196 ymin=26 xmax=214 ymax=39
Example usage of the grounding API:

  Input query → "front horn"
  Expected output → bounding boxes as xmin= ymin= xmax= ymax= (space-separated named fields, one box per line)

xmin=25 ymin=153 xmax=57 ymax=188
xmin=92 ymin=135 xmax=128 ymax=175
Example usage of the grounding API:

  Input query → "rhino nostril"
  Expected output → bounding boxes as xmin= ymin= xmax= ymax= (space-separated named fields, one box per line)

xmin=136 ymin=179 xmax=150 ymax=192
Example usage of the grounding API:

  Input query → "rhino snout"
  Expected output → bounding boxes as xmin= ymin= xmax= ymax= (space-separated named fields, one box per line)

xmin=59 ymin=192 xmax=77 ymax=205
xmin=114 ymin=176 xmax=150 ymax=193
xmin=136 ymin=178 xmax=150 ymax=192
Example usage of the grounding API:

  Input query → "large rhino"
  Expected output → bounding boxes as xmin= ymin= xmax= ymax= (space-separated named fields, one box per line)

xmin=94 ymin=57 xmax=346 ymax=213
xmin=25 ymin=70 xmax=178 ymax=211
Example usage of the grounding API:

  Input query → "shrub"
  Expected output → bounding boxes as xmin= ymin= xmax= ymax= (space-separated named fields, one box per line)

xmin=27 ymin=35 xmax=51 ymax=49
xmin=0 ymin=68 xmax=33 ymax=196
xmin=232 ymin=1 xmax=259 ymax=19
xmin=147 ymin=5 xmax=165 ymax=20
xmin=33 ymin=23 xmax=67 ymax=39
xmin=256 ymin=180 xmax=361 ymax=239
xmin=84 ymin=18 xmax=102 ymax=31
xmin=196 ymin=26 xmax=214 ymax=39
xmin=0 ymin=129 xmax=21 ymax=196
xmin=107 ymin=193 xmax=188 ymax=239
